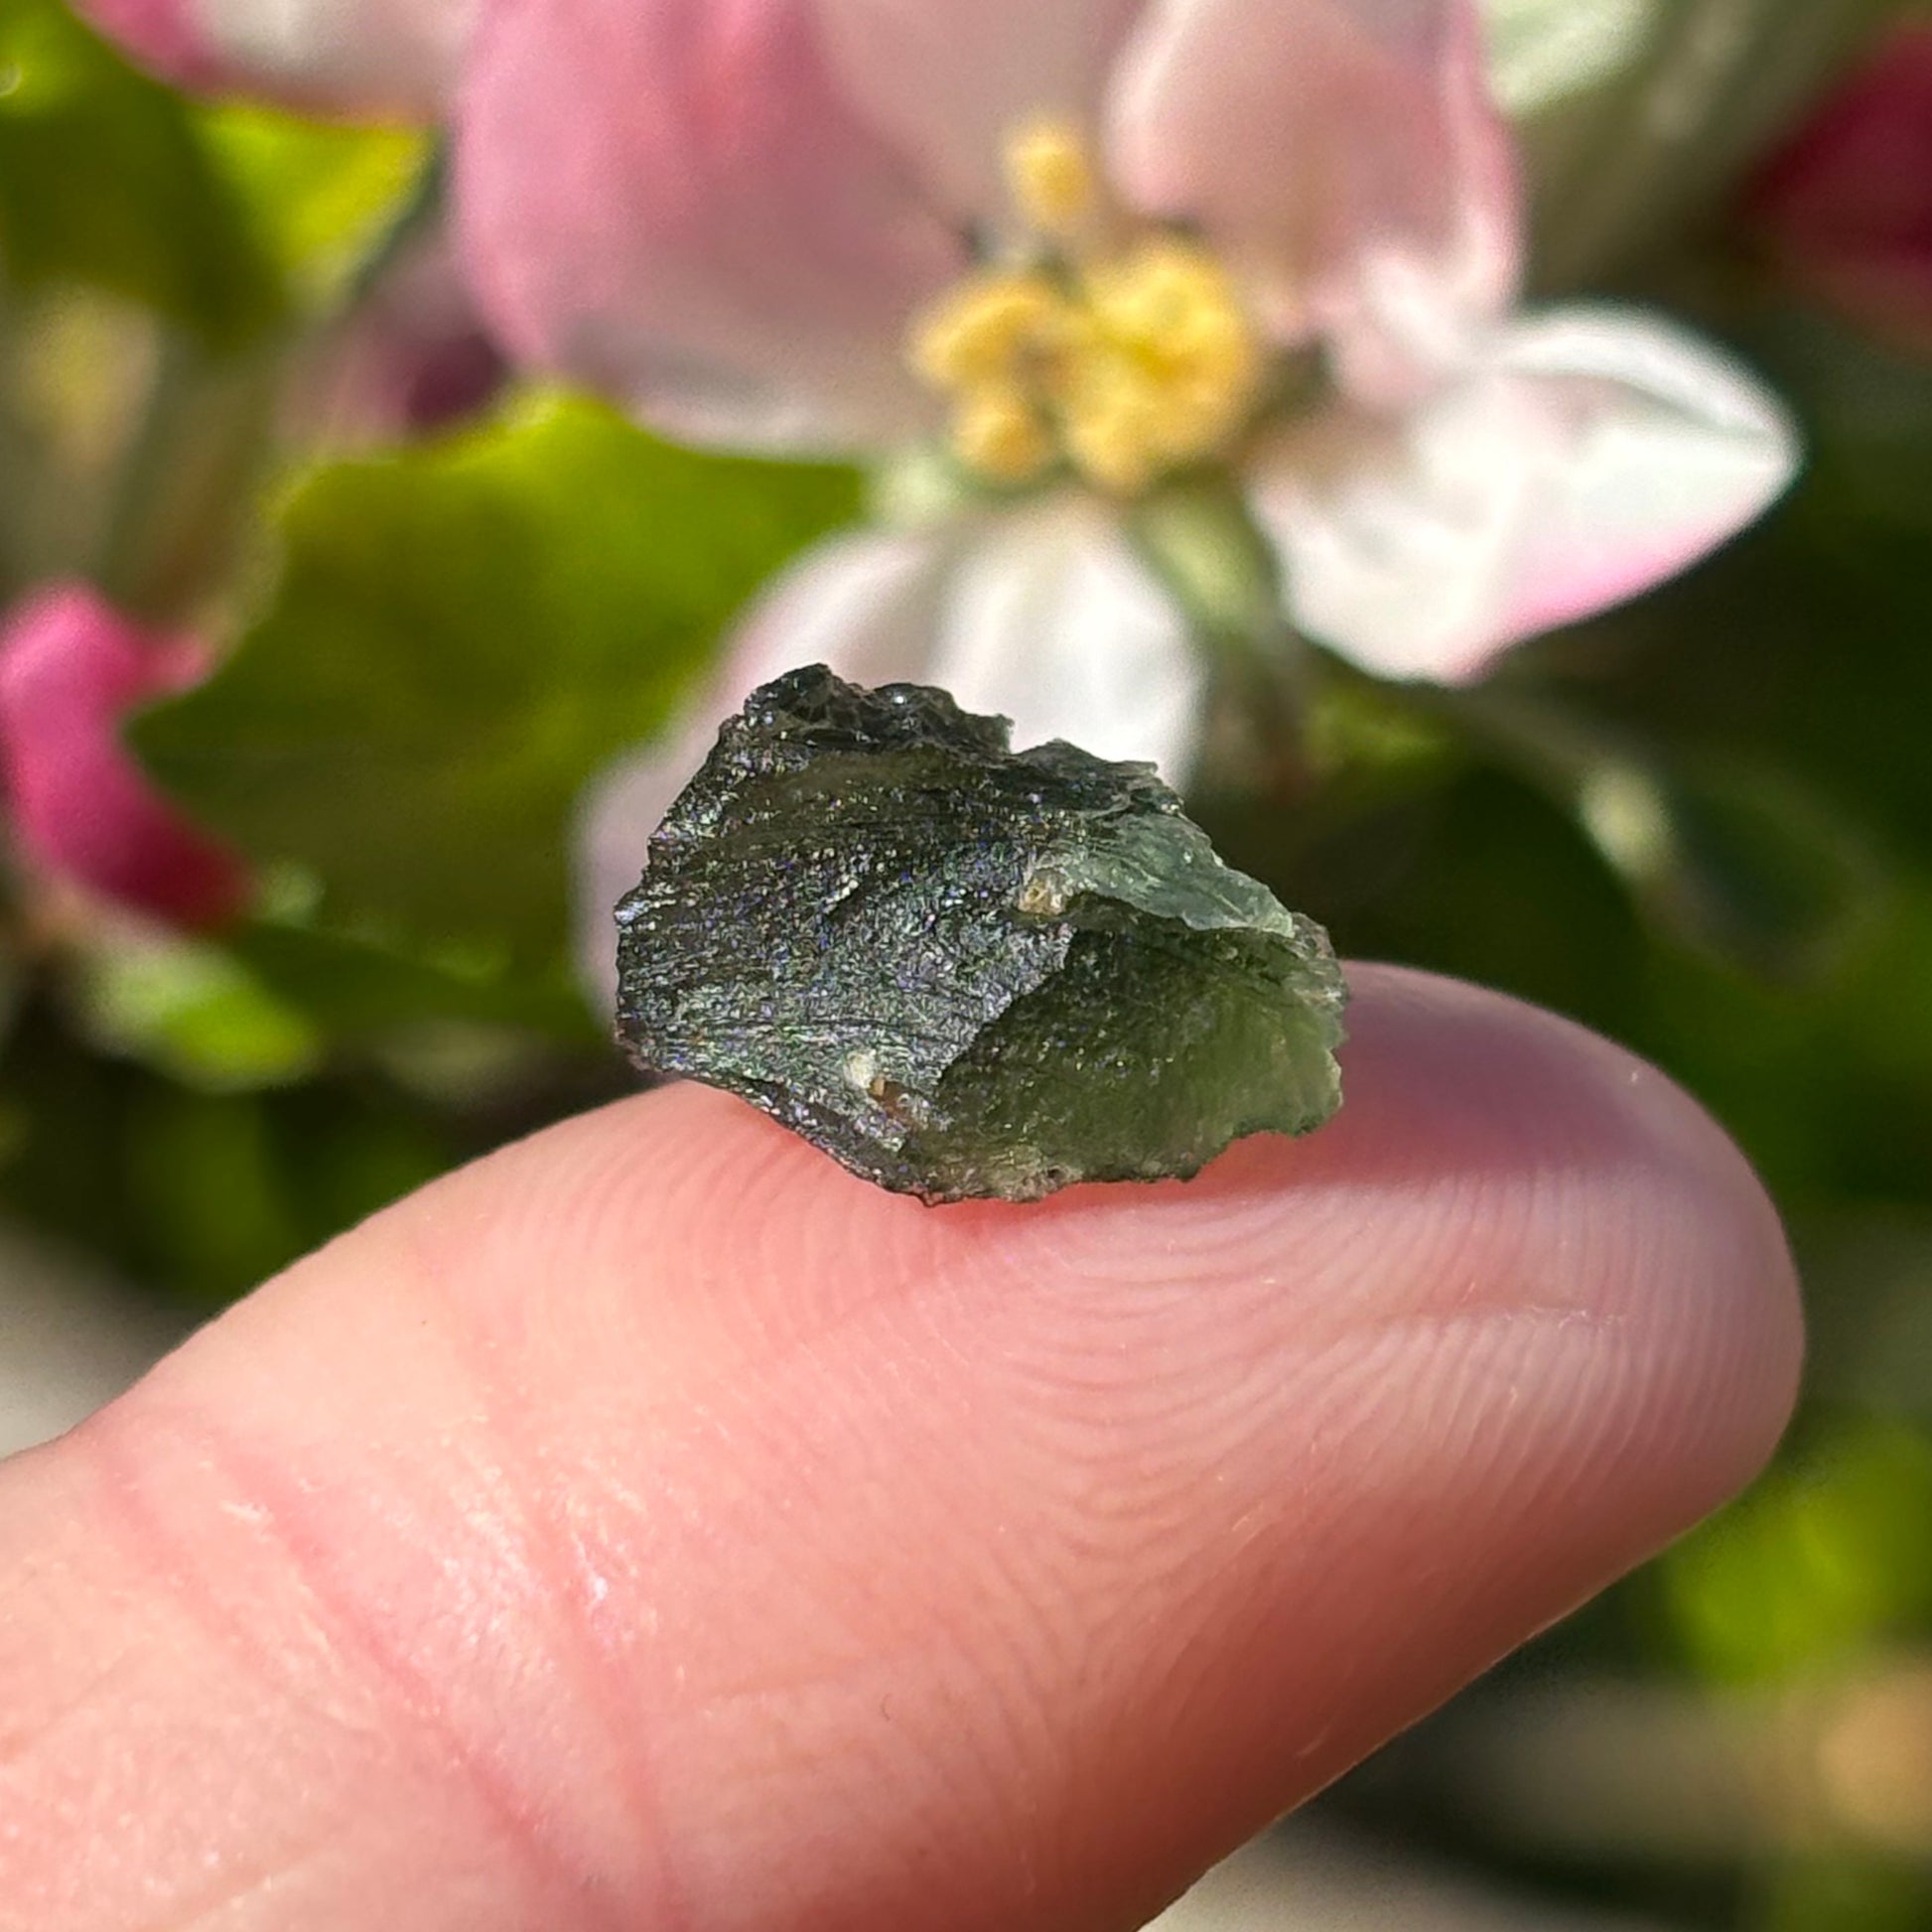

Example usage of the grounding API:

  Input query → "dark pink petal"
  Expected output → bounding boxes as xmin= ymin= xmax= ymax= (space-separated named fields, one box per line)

xmin=0 ymin=587 xmax=248 ymax=931
xmin=1749 ymin=25 xmax=1932 ymax=358
xmin=1107 ymin=0 xmax=1520 ymax=402
xmin=457 ymin=0 xmax=967 ymax=453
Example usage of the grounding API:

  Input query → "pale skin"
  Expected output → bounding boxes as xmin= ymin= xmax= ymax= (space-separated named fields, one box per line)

xmin=0 ymin=966 xmax=1803 ymax=1931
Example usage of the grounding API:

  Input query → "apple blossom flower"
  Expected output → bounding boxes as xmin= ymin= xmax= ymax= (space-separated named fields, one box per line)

xmin=457 ymin=0 xmax=1796 ymax=982
xmin=1749 ymin=24 xmax=1932 ymax=361
xmin=73 ymin=0 xmax=476 ymax=118
xmin=0 ymin=586 xmax=248 ymax=931
xmin=463 ymin=0 xmax=1796 ymax=759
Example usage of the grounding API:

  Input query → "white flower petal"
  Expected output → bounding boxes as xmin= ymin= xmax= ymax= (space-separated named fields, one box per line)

xmin=195 ymin=0 xmax=475 ymax=114
xmin=815 ymin=0 xmax=1151 ymax=225
xmin=923 ymin=498 xmax=1204 ymax=775
xmin=1108 ymin=0 xmax=1520 ymax=393
xmin=78 ymin=0 xmax=474 ymax=115
xmin=1251 ymin=306 xmax=1798 ymax=682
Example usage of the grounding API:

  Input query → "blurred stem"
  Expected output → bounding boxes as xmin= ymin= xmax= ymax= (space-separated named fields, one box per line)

xmin=1126 ymin=473 xmax=1311 ymax=800
xmin=1416 ymin=681 xmax=1614 ymax=794
xmin=339 ymin=139 xmax=446 ymax=313
xmin=93 ymin=330 xmax=285 ymax=625
xmin=1398 ymin=676 xmax=1682 ymax=895
xmin=91 ymin=139 xmax=448 ymax=626
xmin=0 ymin=271 xmax=30 ymax=611
xmin=1532 ymin=0 xmax=1899 ymax=292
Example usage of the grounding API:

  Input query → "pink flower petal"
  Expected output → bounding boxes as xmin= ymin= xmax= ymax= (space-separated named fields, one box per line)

xmin=0 ymin=587 xmax=248 ymax=930
xmin=73 ymin=0 xmax=225 ymax=92
xmin=814 ymin=0 xmax=1150 ymax=224
xmin=77 ymin=0 xmax=474 ymax=117
xmin=457 ymin=0 xmax=967 ymax=453
xmin=1251 ymin=308 xmax=1798 ymax=682
xmin=575 ymin=506 xmax=1202 ymax=997
xmin=1107 ymin=0 xmax=1520 ymax=401
xmin=1749 ymin=25 xmax=1932 ymax=358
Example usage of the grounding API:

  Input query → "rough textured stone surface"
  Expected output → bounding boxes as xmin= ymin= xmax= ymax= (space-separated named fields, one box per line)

xmin=615 ymin=665 xmax=1347 ymax=1202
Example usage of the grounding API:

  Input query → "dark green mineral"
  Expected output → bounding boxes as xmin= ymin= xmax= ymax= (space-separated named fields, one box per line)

xmin=615 ymin=665 xmax=1346 ymax=1202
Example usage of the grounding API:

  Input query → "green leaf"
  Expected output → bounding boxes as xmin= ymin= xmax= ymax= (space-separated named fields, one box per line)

xmin=73 ymin=930 xmax=322 ymax=1091
xmin=228 ymin=915 xmax=596 ymax=1048
xmin=0 ymin=0 xmax=283 ymax=347
xmin=135 ymin=395 xmax=862 ymax=963
xmin=193 ymin=101 xmax=432 ymax=309
xmin=118 ymin=1079 xmax=450 ymax=1305
xmin=1657 ymin=1418 xmax=1932 ymax=1683
xmin=1483 ymin=0 xmax=1655 ymax=118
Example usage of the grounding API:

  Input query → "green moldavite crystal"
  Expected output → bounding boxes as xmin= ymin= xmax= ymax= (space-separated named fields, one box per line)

xmin=615 ymin=665 xmax=1347 ymax=1202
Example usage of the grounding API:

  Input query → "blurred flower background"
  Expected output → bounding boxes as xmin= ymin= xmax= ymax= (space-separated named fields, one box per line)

xmin=2 ymin=1 xmax=1931 ymax=1925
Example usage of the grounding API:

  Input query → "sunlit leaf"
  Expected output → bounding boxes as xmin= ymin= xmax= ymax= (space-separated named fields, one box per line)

xmin=1482 ymin=0 xmax=1656 ymax=116
xmin=1658 ymin=1419 xmax=1932 ymax=1683
xmin=73 ymin=929 xmax=321 ymax=1091
xmin=228 ymin=916 xmax=594 ymax=1048
xmin=134 ymin=395 xmax=861 ymax=964
xmin=194 ymin=101 xmax=431 ymax=307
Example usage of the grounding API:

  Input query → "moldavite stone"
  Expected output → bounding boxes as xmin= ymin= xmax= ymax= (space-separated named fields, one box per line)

xmin=615 ymin=665 xmax=1346 ymax=1202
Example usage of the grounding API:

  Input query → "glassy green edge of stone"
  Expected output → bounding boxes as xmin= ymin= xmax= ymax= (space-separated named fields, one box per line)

xmin=614 ymin=664 xmax=1346 ymax=1203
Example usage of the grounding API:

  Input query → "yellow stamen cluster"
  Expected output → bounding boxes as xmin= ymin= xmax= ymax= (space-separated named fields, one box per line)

xmin=908 ymin=117 xmax=1265 ymax=497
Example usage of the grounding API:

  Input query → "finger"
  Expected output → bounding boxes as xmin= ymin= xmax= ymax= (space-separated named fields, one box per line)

xmin=0 ymin=966 xmax=1801 ymax=1932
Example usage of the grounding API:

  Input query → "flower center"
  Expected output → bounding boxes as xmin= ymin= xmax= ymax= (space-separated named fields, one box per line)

xmin=909 ymin=118 xmax=1267 ymax=498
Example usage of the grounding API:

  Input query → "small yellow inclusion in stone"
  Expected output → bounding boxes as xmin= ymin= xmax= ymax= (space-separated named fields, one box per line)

xmin=908 ymin=116 xmax=1265 ymax=497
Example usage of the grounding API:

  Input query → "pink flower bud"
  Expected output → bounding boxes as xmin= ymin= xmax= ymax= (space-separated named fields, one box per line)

xmin=303 ymin=235 xmax=508 ymax=445
xmin=0 ymin=586 xmax=248 ymax=932
xmin=1750 ymin=27 xmax=1932 ymax=357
